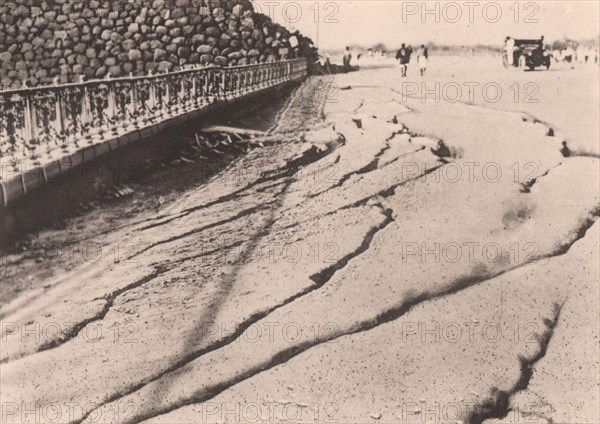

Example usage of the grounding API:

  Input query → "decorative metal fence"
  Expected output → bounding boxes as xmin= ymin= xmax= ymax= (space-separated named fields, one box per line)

xmin=0 ymin=59 xmax=308 ymax=164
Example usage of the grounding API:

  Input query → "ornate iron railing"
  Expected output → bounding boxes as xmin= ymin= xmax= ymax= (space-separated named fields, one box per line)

xmin=0 ymin=59 xmax=308 ymax=165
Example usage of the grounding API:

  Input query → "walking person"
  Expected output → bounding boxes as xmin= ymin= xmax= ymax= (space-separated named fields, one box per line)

xmin=343 ymin=46 xmax=352 ymax=72
xmin=318 ymin=52 xmax=332 ymax=74
xmin=416 ymin=44 xmax=428 ymax=76
xmin=505 ymin=36 xmax=515 ymax=66
xmin=396 ymin=43 xmax=409 ymax=77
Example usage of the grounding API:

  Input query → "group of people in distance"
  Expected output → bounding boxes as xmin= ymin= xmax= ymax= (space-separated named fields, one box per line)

xmin=314 ymin=46 xmax=357 ymax=75
xmin=314 ymin=44 xmax=430 ymax=76
xmin=396 ymin=44 xmax=429 ymax=77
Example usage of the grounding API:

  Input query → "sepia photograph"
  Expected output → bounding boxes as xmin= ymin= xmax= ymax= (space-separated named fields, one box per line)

xmin=0 ymin=1 xmax=599 ymax=423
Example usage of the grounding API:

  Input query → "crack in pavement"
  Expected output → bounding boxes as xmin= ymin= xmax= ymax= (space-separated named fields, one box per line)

xmin=282 ymin=118 xmax=440 ymax=226
xmin=520 ymin=163 xmax=561 ymax=193
xmin=137 ymin=156 xmax=299 ymax=232
xmin=353 ymin=99 xmax=365 ymax=114
xmin=379 ymin=145 xmax=427 ymax=168
xmin=31 ymin=240 xmax=253 ymax=352
xmin=310 ymin=203 xmax=394 ymax=286
xmin=517 ymin=156 xmax=598 ymax=195
xmin=572 ymin=151 xmax=600 ymax=159
xmin=76 ymin=202 xmax=395 ymax=424
xmin=38 ymin=267 xmax=165 ymax=354
xmin=154 ymin=240 xmax=247 ymax=270
xmin=119 ymin=209 xmax=598 ymax=424
xmin=33 ymin=144 xmax=252 ymax=250
xmin=354 ymin=84 xmax=600 ymax=160
xmin=306 ymin=156 xmax=379 ymax=199
xmin=138 ymin=138 xmax=333 ymax=235
xmin=346 ymin=84 xmax=566 ymax=142
xmin=275 ymin=160 xmax=445 ymax=233
xmin=467 ymin=299 xmax=567 ymax=424
xmin=0 ymin=266 xmax=171 ymax=364
xmin=130 ymin=200 xmax=280 ymax=259
xmin=335 ymin=162 xmax=446 ymax=211
xmin=554 ymin=206 xmax=600 ymax=254
xmin=305 ymin=129 xmax=404 ymax=200
xmin=255 ymin=179 xmax=290 ymax=193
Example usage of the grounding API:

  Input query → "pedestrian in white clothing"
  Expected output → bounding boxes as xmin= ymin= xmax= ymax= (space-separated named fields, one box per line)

xmin=416 ymin=44 xmax=428 ymax=76
xmin=505 ymin=36 xmax=515 ymax=66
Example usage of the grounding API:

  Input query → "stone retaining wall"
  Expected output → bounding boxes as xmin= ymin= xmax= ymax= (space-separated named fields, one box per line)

xmin=0 ymin=0 xmax=317 ymax=88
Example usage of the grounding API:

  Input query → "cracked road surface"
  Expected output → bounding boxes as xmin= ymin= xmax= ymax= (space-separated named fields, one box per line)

xmin=1 ymin=60 xmax=599 ymax=424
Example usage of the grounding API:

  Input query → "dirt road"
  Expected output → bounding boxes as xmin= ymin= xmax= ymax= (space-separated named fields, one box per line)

xmin=1 ymin=57 xmax=599 ymax=424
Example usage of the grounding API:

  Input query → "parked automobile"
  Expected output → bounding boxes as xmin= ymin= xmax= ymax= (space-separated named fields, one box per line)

xmin=503 ymin=38 xmax=551 ymax=70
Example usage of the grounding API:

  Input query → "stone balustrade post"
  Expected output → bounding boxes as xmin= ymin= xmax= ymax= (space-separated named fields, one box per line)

xmin=221 ymin=70 xmax=227 ymax=99
xmin=129 ymin=81 xmax=140 ymax=129
xmin=257 ymin=66 xmax=262 ymax=88
xmin=164 ymin=78 xmax=171 ymax=116
xmin=205 ymin=70 xmax=211 ymax=102
xmin=80 ymin=85 xmax=94 ymax=143
xmin=191 ymin=74 xmax=199 ymax=108
xmin=263 ymin=65 xmax=268 ymax=88
xmin=54 ymin=87 xmax=67 ymax=150
xmin=106 ymin=83 xmax=118 ymax=135
xmin=178 ymin=75 xmax=186 ymax=111
xmin=147 ymin=79 xmax=157 ymax=121
xmin=22 ymin=92 xmax=38 ymax=156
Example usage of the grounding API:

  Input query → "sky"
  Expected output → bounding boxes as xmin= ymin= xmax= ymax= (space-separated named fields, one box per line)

xmin=253 ymin=1 xmax=600 ymax=50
